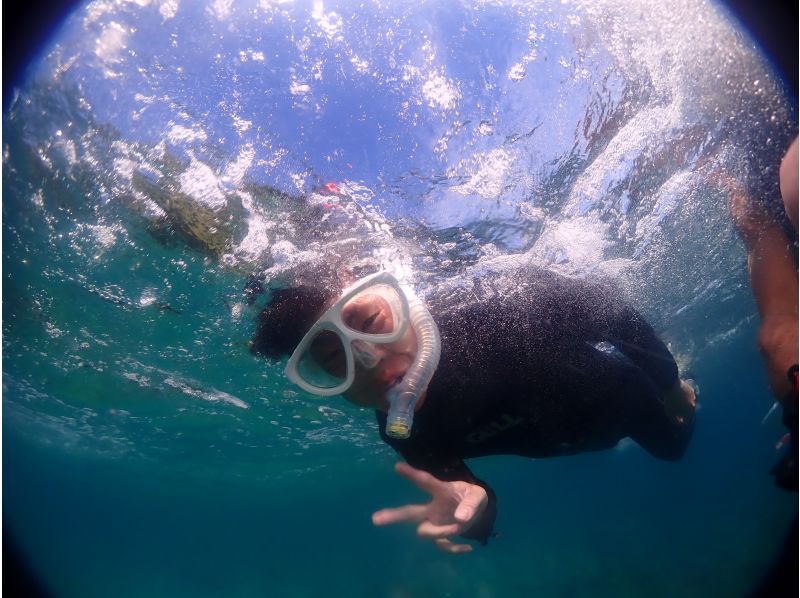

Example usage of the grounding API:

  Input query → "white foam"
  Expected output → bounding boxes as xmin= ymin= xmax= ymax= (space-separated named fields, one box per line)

xmin=508 ymin=63 xmax=527 ymax=82
xmin=311 ymin=1 xmax=343 ymax=40
xmin=222 ymin=190 xmax=271 ymax=264
xmin=450 ymin=148 xmax=512 ymax=199
xmin=222 ymin=144 xmax=255 ymax=187
xmin=289 ymin=82 xmax=311 ymax=96
xmin=138 ymin=288 xmax=157 ymax=307
xmin=84 ymin=1 xmax=115 ymax=26
xmin=421 ymin=72 xmax=460 ymax=112
xmin=350 ymin=55 xmax=369 ymax=74
xmin=123 ymin=372 xmax=151 ymax=385
xmin=178 ymin=158 xmax=227 ymax=209
xmin=95 ymin=21 xmax=129 ymax=66
xmin=86 ymin=224 xmax=118 ymax=248
xmin=159 ymin=0 xmax=179 ymax=20
xmin=207 ymin=0 xmax=233 ymax=20
xmin=166 ymin=124 xmax=208 ymax=144
xmin=163 ymin=377 xmax=250 ymax=409
xmin=528 ymin=216 xmax=609 ymax=275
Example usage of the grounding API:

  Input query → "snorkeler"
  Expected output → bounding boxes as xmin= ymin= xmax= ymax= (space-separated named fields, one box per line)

xmin=252 ymin=265 xmax=697 ymax=553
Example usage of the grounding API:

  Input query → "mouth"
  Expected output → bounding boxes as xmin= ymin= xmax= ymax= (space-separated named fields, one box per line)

xmin=372 ymin=375 xmax=404 ymax=408
xmin=375 ymin=374 xmax=403 ymax=395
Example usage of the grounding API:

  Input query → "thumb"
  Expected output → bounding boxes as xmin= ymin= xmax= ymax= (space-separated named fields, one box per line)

xmin=454 ymin=486 xmax=486 ymax=523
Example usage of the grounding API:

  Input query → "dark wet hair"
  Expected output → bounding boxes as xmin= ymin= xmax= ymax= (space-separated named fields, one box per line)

xmin=250 ymin=284 xmax=339 ymax=359
xmin=249 ymin=257 xmax=381 ymax=360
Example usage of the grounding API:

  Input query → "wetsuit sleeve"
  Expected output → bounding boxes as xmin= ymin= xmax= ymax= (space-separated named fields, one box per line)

xmin=600 ymin=303 xmax=679 ymax=390
xmin=535 ymin=272 xmax=679 ymax=390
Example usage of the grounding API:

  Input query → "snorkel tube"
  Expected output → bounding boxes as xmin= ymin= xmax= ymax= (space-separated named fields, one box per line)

xmin=385 ymin=285 xmax=441 ymax=439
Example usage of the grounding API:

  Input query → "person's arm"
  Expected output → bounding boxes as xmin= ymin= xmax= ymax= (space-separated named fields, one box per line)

xmin=534 ymin=271 xmax=679 ymax=389
xmin=599 ymin=303 xmax=679 ymax=390
xmin=533 ymin=270 xmax=694 ymax=422
xmin=728 ymin=173 xmax=799 ymax=401
xmin=595 ymin=296 xmax=697 ymax=424
xmin=780 ymin=138 xmax=798 ymax=230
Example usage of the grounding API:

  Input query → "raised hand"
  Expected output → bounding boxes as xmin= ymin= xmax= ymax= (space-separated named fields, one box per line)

xmin=662 ymin=379 xmax=697 ymax=426
xmin=372 ymin=462 xmax=488 ymax=554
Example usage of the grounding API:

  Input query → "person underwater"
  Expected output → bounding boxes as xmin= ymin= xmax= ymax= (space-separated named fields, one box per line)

xmin=252 ymin=266 xmax=697 ymax=552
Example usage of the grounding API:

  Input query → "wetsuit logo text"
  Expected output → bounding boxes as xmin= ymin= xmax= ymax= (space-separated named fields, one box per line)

xmin=466 ymin=414 xmax=524 ymax=444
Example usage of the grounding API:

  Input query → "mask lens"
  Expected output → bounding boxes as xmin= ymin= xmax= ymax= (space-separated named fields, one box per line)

xmin=341 ymin=284 xmax=404 ymax=335
xmin=296 ymin=330 xmax=347 ymax=389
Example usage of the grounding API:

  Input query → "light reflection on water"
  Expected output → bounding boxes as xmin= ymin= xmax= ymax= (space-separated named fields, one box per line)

xmin=3 ymin=0 xmax=795 ymax=466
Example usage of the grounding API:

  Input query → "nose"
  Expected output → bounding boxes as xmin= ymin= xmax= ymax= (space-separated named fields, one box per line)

xmin=374 ymin=354 xmax=410 ymax=387
xmin=352 ymin=340 xmax=381 ymax=369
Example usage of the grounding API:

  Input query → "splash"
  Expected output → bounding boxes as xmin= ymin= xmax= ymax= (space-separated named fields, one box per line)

xmin=3 ymin=0 xmax=795 ymax=466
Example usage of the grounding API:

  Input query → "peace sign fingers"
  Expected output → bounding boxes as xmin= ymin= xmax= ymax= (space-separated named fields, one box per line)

xmin=372 ymin=503 xmax=428 ymax=526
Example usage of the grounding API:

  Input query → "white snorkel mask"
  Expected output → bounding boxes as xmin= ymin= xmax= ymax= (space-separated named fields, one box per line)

xmin=284 ymin=271 xmax=441 ymax=439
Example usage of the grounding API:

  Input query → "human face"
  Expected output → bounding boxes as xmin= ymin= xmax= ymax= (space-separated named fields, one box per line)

xmin=285 ymin=271 xmax=410 ymax=396
xmin=333 ymin=292 xmax=418 ymax=410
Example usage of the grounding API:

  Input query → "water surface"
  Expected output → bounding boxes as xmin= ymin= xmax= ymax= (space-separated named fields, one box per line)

xmin=3 ymin=1 xmax=797 ymax=596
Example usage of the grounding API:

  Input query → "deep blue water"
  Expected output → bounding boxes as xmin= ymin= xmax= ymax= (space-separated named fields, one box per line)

xmin=3 ymin=0 xmax=798 ymax=596
xmin=4 ymin=332 xmax=797 ymax=597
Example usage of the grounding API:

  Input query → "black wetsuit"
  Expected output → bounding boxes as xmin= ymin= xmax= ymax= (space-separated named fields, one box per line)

xmin=376 ymin=268 xmax=691 ymax=544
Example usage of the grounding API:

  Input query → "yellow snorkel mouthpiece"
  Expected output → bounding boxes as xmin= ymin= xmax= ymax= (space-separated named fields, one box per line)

xmin=386 ymin=418 xmax=412 ymax=440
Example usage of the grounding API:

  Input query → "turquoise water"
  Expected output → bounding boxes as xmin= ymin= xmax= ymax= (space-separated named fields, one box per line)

xmin=3 ymin=0 xmax=798 ymax=596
